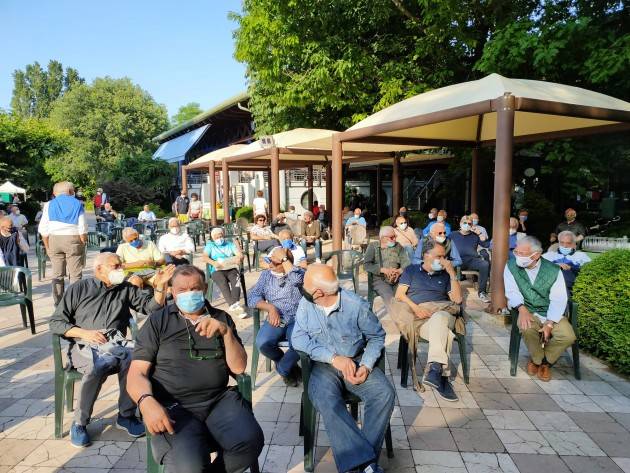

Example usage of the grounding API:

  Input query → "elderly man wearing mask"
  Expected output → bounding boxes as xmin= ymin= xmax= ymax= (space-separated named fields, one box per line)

xmin=250 ymin=247 xmax=305 ymax=386
xmin=292 ymin=264 xmax=394 ymax=473
xmin=423 ymin=209 xmax=451 ymax=237
xmin=157 ymin=218 xmax=195 ymax=265
xmin=543 ymin=230 xmax=591 ymax=295
xmin=413 ymin=222 xmax=462 ymax=267
xmin=450 ymin=215 xmax=491 ymax=303
xmin=394 ymin=214 xmax=418 ymax=259
xmin=116 ymin=227 xmax=165 ymax=289
xmin=277 ymin=228 xmax=307 ymax=268
xmin=551 ymin=208 xmax=587 ymax=248
xmin=299 ymin=210 xmax=322 ymax=263
xmin=504 ymin=236 xmax=574 ymax=382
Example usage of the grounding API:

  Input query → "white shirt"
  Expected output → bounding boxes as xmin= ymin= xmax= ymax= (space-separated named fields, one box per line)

xmin=0 ymin=247 xmax=5 ymax=267
xmin=252 ymin=197 xmax=267 ymax=216
xmin=38 ymin=202 xmax=88 ymax=236
xmin=289 ymin=244 xmax=306 ymax=265
xmin=138 ymin=210 xmax=156 ymax=221
xmin=503 ymin=260 xmax=568 ymax=322
xmin=10 ymin=213 xmax=28 ymax=228
xmin=542 ymin=250 xmax=591 ymax=267
xmin=158 ymin=232 xmax=195 ymax=254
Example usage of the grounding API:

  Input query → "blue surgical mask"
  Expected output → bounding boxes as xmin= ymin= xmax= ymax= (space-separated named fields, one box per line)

xmin=558 ymin=246 xmax=574 ymax=255
xmin=175 ymin=290 xmax=206 ymax=313
xmin=214 ymin=238 xmax=225 ymax=246
xmin=472 ymin=219 xmax=479 ymax=225
xmin=130 ymin=239 xmax=142 ymax=248
xmin=430 ymin=259 xmax=443 ymax=272
xmin=386 ymin=241 xmax=396 ymax=248
xmin=281 ymin=239 xmax=293 ymax=249
xmin=519 ymin=215 xmax=528 ymax=222
xmin=461 ymin=223 xmax=470 ymax=232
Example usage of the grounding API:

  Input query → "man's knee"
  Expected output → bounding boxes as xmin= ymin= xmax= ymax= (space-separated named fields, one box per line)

xmin=554 ymin=325 xmax=577 ymax=345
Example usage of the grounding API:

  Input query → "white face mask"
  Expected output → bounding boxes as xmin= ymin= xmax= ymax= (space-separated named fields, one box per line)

xmin=515 ymin=254 xmax=535 ymax=268
xmin=436 ymin=235 xmax=447 ymax=244
xmin=170 ymin=227 xmax=180 ymax=235
xmin=108 ymin=269 xmax=125 ymax=285
xmin=270 ymin=270 xmax=285 ymax=278
xmin=437 ymin=216 xmax=445 ymax=222
xmin=399 ymin=223 xmax=408 ymax=230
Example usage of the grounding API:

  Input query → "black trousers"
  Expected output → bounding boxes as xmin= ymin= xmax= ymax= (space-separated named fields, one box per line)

xmin=461 ymin=256 xmax=490 ymax=294
xmin=150 ymin=389 xmax=264 ymax=473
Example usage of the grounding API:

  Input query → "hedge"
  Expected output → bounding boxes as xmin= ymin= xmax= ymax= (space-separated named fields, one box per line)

xmin=573 ymin=249 xmax=630 ymax=374
xmin=235 ymin=206 xmax=253 ymax=222
xmin=381 ymin=210 xmax=428 ymax=229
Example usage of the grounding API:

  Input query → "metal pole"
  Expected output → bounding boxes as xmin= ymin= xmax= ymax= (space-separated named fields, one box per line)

xmin=181 ymin=165 xmax=188 ymax=194
xmin=490 ymin=93 xmax=515 ymax=313
xmin=222 ymin=160 xmax=230 ymax=224
xmin=209 ymin=161 xmax=217 ymax=226
xmin=471 ymin=147 xmax=479 ymax=213
xmin=332 ymin=137 xmax=343 ymax=251
xmin=270 ymin=147 xmax=280 ymax=217
xmin=307 ymin=164 xmax=314 ymax=210
xmin=392 ymin=156 xmax=401 ymax=214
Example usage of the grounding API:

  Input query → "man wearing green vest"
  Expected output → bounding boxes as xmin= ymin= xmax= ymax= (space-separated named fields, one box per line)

xmin=503 ymin=236 xmax=575 ymax=382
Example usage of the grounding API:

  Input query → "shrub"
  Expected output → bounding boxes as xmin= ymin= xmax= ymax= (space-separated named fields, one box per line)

xmin=381 ymin=210 xmax=427 ymax=230
xmin=236 ymin=205 xmax=253 ymax=222
xmin=573 ymin=249 xmax=630 ymax=374
xmin=124 ymin=203 xmax=169 ymax=219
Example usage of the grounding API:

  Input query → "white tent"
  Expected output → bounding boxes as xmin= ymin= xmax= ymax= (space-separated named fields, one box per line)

xmin=0 ymin=181 xmax=26 ymax=195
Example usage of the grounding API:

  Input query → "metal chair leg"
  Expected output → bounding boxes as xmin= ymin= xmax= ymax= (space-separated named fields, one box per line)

xmin=65 ymin=380 xmax=75 ymax=412
xmin=385 ymin=424 xmax=394 ymax=458
xmin=399 ymin=336 xmax=409 ymax=388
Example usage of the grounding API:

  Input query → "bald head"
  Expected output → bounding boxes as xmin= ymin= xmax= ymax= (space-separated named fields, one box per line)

xmin=304 ymin=263 xmax=339 ymax=296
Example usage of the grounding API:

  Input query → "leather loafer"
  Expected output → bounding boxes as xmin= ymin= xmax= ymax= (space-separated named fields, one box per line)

xmin=537 ymin=363 xmax=551 ymax=382
xmin=527 ymin=360 xmax=540 ymax=376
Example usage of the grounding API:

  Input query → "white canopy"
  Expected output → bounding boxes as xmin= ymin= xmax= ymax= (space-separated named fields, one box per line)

xmin=187 ymin=144 xmax=248 ymax=169
xmin=0 ymin=181 xmax=26 ymax=194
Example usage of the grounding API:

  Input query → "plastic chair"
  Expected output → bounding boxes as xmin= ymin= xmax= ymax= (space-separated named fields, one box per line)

xmin=248 ymin=308 xmax=290 ymax=390
xmin=508 ymin=301 xmax=580 ymax=379
xmin=323 ymin=250 xmax=362 ymax=293
xmin=204 ymin=237 xmax=248 ymax=305
xmin=0 ymin=266 xmax=35 ymax=334
xmin=86 ymin=231 xmax=102 ymax=251
xmin=145 ymin=373 xmax=260 ymax=473
xmin=297 ymin=350 xmax=394 ymax=472
xmin=35 ymin=239 xmax=49 ymax=281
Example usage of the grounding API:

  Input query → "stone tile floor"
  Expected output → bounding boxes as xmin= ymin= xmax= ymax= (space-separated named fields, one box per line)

xmin=1 ymin=242 xmax=629 ymax=473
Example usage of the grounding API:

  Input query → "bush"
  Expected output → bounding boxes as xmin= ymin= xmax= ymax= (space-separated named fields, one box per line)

xmin=236 ymin=206 xmax=253 ymax=222
xmin=381 ymin=211 xmax=428 ymax=230
xmin=124 ymin=203 xmax=170 ymax=219
xmin=573 ymin=249 xmax=630 ymax=374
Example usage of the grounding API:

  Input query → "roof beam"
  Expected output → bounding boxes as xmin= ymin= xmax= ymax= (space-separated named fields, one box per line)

xmin=343 ymin=136 xmax=475 ymax=147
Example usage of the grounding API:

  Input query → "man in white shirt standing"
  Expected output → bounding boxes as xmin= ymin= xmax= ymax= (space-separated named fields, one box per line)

xmin=157 ymin=218 xmax=195 ymax=265
xmin=38 ymin=181 xmax=88 ymax=305
xmin=504 ymin=236 xmax=575 ymax=382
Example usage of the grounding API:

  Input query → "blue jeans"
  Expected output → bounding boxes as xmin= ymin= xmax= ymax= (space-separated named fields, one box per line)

xmin=299 ymin=239 xmax=322 ymax=260
xmin=308 ymin=362 xmax=395 ymax=472
xmin=255 ymin=321 xmax=299 ymax=377
xmin=403 ymin=245 xmax=415 ymax=260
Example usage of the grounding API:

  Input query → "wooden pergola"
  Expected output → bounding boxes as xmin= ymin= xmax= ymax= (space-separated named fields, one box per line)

xmin=330 ymin=73 xmax=630 ymax=311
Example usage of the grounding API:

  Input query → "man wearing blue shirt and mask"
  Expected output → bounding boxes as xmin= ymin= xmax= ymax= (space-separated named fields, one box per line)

xmin=292 ymin=264 xmax=394 ymax=473
xmin=542 ymin=230 xmax=590 ymax=295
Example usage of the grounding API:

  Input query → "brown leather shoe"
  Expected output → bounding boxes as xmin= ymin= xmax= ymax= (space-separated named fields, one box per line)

xmin=537 ymin=363 xmax=551 ymax=382
xmin=527 ymin=360 xmax=540 ymax=376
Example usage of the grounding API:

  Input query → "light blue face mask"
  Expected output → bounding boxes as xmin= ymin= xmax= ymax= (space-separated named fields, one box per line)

xmin=386 ymin=241 xmax=396 ymax=248
xmin=214 ymin=238 xmax=225 ymax=246
xmin=175 ymin=290 xmax=206 ymax=313
xmin=281 ymin=239 xmax=293 ymax=249
xmin=472 ymin=219 xmax=479 ymax=225
xmin=461 ymin=223 xmax=470 ymax=232
xmin=558 ymin=246 xmax=574 ymax=255
xmin=431 ymin=259 xmax=443 ymax=272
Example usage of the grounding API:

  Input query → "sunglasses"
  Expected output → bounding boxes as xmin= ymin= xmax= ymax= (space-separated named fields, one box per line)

xmin=436 ymin=231 xmax=447 ymax=235
xmin=185 ymin=323 xmax=224 ymax=361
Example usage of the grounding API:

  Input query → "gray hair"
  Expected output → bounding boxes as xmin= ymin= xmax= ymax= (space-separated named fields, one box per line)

xmin=312 ymin=277 xmax=340 ymax=295
xmin=557 ymin=230 xmax=577 ymax=243
xmin=278 ymin=228 xmax=293 ymax=240
xmin=122 ymin=227 xmax=138 ymax=241
xmin=210 ymin=227 xmax=225 ymax=238
xmin=53 ymin=181 xmax=74 ymax=196
xmin=93 ymin=252 xmax=118 ymax=269
xmin=303 ymin=210 xmax=313 ymax=219
xmin=517 ymin=235 xmax=543 ymax=253
xmin=168 ymin=217 xmax=179 ymax=227
xmin=379 ymin=226 xmax=395 ymax=238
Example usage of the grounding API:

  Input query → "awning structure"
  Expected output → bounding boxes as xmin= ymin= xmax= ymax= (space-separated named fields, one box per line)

xmin=187 ymin=144 xmax=248 ymax=169
xmin=333 ymin=73 xmax=630 ymax=312
xmin=153 ymin=124 xmax=210 ymax=163
xmin=0 ymin=181 xmax=26 ymax=194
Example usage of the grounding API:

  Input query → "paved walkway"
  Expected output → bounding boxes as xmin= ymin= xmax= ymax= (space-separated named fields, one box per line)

xmin=1 ymin=235 xmax=629 ymax=473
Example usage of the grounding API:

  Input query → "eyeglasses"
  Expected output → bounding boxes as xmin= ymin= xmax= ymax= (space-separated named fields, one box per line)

xmin=436 ymin=231 xmax=447 ymax=235
xmin=184 ymin=322 xmax=224 ymax=361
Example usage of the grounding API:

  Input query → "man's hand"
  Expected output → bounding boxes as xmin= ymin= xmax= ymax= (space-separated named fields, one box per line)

xmin=80 ymin=329 xmax=108 ymax=345
xmin=153 ymin=264 xmax=175 ymax=288
xmin=549 ymin=233 xmax=557 ymax=243
xmin=558 ymin=263 xmax=571 ymax=271
xmin=539 ymin=322 xmax=553 ymax=344
xmin=139 ymin=397 xmax=175 ymax=435
xmin=441 ymin=258 xmax=456 ymax=277
xmin=267 ymin=307 xmax=281 ymax=327
xmin=80 ymin=234 xmax=87 ymax=244
xmin=380 ymin=268 xmax=393 ymax=278
xmin=195 ymin=318 xmax=228 ymax=338
xmin=346 ymin=365 xmax=369 ymax=385
xmin=517 ymin=306 xmax=534 ymax=331
xmin=332 ymin=355 xmax=356 ymax=380
xmin=413 ymin=305 xmax=432 ymax=319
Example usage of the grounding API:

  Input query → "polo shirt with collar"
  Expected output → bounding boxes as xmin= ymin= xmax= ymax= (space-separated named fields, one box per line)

xmin=398 ymin=264 xmax=452 ymax=305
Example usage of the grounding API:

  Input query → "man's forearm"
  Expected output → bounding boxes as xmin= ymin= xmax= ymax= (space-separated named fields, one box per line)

xmin=64 ymin=326 xmax=87 ymax=339
xmin=127 ymin=369 xmax=153 ymax=403
xmin=224 ymin=329 xmax=247 ymax=374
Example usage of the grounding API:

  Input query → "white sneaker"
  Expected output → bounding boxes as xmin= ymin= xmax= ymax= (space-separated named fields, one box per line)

xmin=229 ymin=302 xmax=241 ymax=311
xmin=478 ymin=292 xmax=491 ymax=303
xmin=315 ymin=258 xmax=321 ymax=263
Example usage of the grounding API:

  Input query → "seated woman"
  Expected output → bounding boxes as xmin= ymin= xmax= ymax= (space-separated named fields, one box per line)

xmin=393 ymin=214 xmax=418 ymax=260
xmin=202 ymin=227 xmax=245 ymax=317
xmin=116 ymin=227 xmax=165 ymax=288
xmin=157 ymin=218 xmax=195 ymax=265
xmin=249 ymin=214 xmax=280 ymax=254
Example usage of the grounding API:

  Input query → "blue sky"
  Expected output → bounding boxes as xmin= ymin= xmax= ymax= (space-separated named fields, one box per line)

xmin=0 ymin=0 xmax=247 ymax=118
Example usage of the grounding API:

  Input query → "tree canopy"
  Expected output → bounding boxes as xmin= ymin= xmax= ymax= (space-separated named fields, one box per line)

xmin=171 ymin=102 xmax=203 ymax=127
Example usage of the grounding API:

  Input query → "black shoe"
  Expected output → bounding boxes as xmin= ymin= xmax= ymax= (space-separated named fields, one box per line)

xmin=423 ymin=362 xmax=442 ymax=390
xmin=435 ymin=376 xmax=458 ymax=402
xmin=290 ymin=365 xmax=303 ymax=384
xmin=281 ymin=372 xmax=298 ymax=387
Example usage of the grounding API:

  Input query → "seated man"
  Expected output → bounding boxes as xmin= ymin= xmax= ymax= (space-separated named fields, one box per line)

xmin=138 ymin=204 xmax=156 ymax=222
xmin=270 ymin=212 xmax=290 ymax=234
xmin=49 ymin=253 xmax=174 ymax=447
xmin=413 ymin=222 xmax=462 ymax=267
xmin=450 ymin=215 xmax=491 ymax=303
xmin=292 ymin=264 xmax=395 ymax=473
xmin=97 ymin=202 xmax=118 ymax=237
xmin=157 ymin=218 xmax=195 ymax=265
xmin=345 ymin=207 xmax=367 ymax=227
xmin=127 ymin=265 xmax=264 ymax=473
xmin=249 ymin=214 xmax=280 ymax=254
xmin=492 ymin=217 xmax=526 ymax=259
xmin=469 ymin=212 xmax=488 ymax=240
xmin=364 ymin=226 xmax=410 ymax=307
xmin=391 ymin=240 xmax=463 ymax=400
xmin=543 ymin=230 xmax=591 ymax=294
xmin=277 ymin=228 xmax=307 ymax=268
xmin=249 ymin=247 xmax=305 ymax=386
xmin=423 ymin=209 xmax=451 ymax=236
xmin=0 ymin=216 xmax=29 ymax=266
xmin=345 ymin=208 xmax=368 ymax=248
xmin=317 ymin=203 xmax=328 ymax=229
xmin=116 ymin=227 xmax=165 ymax=288
xmin=298 ymin=211 xmax=322 ymax=263
xmin=504 ymin=236 xmax=574 ymax=382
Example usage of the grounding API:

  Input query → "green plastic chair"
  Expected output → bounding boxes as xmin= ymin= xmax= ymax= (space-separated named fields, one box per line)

xmin=145 ymin=373 xmax=259 ymax=473
xmin=297 ymin=350 xmax=394 ymax=472
xmin=86 ymin=231 xmax=102 ymax=250
xmin=203 ymin=237 xmax=248 ymax=305
xmin=0 ymin=266 xmax=35 ymax=334
xmin=323 ymin=250 xmax=362 ymax=293
xmin=53 ymin=320 xmax=138 ymax=439
xmin=508 ymin=301 xmax=580 ymax=379
xmin=35 ymin=239 xmax=49 ymax=281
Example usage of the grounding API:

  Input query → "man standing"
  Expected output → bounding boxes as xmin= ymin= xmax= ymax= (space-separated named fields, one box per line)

xmin=175 ymin=190 xmax=190 ymax=224
xmin=552 ymin=208 xmax=587 ymax=247
xmin=93 ymin=188 xmax=108 ymax=216
xmin=49 ymin=253 xmax=174 ymax=447
xmin=38 ymin=182 xmax=88 ymax=305
xmin=127 ymin=265 xmax=264 ymax=473
xmin=9 ymin=205 xmax=28 ymax=241
xmin=292 ymin=264 xmax=395 ymax=473
xmin=504 ymin=236 xmax=574 ymax=381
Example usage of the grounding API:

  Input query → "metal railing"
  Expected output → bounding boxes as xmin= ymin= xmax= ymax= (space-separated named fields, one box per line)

xmin=582 ymin=236 xmax=629 ymax=252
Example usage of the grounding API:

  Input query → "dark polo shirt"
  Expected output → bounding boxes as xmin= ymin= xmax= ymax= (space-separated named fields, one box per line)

xmin=398 ymin=264 xmax=451 ymax=305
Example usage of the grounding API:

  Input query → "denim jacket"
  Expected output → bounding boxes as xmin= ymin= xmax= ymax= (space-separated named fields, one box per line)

xmin=291 ymin=289 xmax=385 ymax=370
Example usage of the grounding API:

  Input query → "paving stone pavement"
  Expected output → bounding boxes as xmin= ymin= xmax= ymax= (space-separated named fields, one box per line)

xmin=0 ymin=234 xmax=629 ymax=473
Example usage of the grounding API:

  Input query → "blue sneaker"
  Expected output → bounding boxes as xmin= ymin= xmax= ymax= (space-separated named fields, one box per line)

xmin=435 ymin=376 xmax=458 ymax=402
xmin=116 ymin=414 xmax=146 ymax=438
xmin=423 ymin=362 xmax=442 ymax=390
xmin=70 ymin=422 xmax=91 ymax=448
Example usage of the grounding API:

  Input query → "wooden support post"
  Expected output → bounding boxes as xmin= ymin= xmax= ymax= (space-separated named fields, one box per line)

xmin=376 ymin=164 xmax=382 ymax=224
xmin=392 ymin=156 xmax=401 ymax=214
xmin=209 ymin=161 xmax=217 ymax=226
xmin=325 ymin=162 xmax=332 ymax=217
xmin=181 ymin=165 xmax=188 ymax=194
xmin=222 ymin=160 xmax=230 ymax=224
xmin=490 ymin=93 xmax=515 ymax=313
xmin=332 ymin=137 xmax=343 ymax=251
xmin=307 ymin=165 xmax=314 ymax=210
xmin=270 ymin=147 xmax=280 ymax=217
xmin=471 ymin=147 xmax=479 ymax=213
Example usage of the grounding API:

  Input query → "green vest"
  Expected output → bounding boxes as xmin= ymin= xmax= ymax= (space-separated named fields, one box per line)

xmin=507 ymin=258 xmax=560 ymax=317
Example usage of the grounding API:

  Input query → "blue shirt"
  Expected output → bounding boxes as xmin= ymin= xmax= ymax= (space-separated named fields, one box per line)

xmin=203 ymin=240 xmax=238 ymax=273
xmin=247 ymin=268 xmax=305 ymax=323
xmin=345 ymin=216 xmax=367 ymax=227
xmin=398 ymin=264 xmax=452 ymax=305
xmin=450 ymin=231 xmax=490 ymax=260
xmin=422 ymin=220 xmax=451 ymax=237
xmin=291 ymin=289 xmax=385 ymax=370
